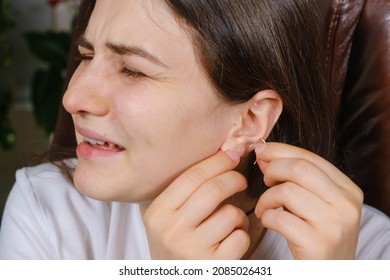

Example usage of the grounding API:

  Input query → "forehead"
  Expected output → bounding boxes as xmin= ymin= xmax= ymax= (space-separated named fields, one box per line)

xmin=86 ymin=0 xmax=194 ymax=64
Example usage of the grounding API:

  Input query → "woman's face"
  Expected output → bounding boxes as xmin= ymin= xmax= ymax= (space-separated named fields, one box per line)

xmin=63 ymin=0 xmax=238 ymax=202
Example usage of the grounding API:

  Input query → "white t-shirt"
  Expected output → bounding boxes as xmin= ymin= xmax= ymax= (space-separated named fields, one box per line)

xmin=1 ymin=161 xmax=390 ymax=259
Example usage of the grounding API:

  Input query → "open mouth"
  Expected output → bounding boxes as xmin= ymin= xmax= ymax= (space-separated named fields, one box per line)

xmin=84 ymin=137 xmax=125 ymax=152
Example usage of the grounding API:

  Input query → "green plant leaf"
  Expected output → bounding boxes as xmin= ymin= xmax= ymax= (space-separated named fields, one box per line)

xmin=0 ymin=118 xmax=16 ymax=150
xmin=31 ymin=66 xmax=63 ymax=135
xmin=0 ymin=89 xmax=12 ymax=118
xmin=24 ymin=31 xmax=71 ymax=69
xmin=0 ymin=0 xmax=15 ymax=34
xmin=0 ymin=0 xmax=16 ymax=150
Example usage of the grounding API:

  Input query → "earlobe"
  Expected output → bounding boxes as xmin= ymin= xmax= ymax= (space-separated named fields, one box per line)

xmin=220 ymin=90 xmax=282 ymax=157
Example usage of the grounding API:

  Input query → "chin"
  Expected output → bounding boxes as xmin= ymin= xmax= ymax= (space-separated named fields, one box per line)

xmin=73 ymin=172 xmax=112 ymax=201
xmin=72 ymin=162 xmax=159 ymax=203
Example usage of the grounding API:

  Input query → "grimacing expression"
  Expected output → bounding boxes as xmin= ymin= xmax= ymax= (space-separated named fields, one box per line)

xmin=63 ymin=0 xmax=241 ymax=202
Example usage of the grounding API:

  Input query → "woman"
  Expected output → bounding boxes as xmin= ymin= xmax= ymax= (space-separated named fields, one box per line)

xmin=1 ymin=0 xmax=389 ymax=259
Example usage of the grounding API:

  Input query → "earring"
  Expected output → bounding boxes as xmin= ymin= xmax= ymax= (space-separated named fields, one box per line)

xmin=249 ymin=137 xmax=266 ymax=149
xmin=249 ymin=137 xmax=266 ymax=165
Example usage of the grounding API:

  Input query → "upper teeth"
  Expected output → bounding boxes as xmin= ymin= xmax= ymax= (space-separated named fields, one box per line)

xmin=84 ymin=137 xmax=123 ymax=150
xmin=85 ymin=137 xmax=105 ymax=145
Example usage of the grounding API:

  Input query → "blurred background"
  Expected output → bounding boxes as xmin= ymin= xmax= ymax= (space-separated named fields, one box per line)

xmin=0 ymin=0 xmax=80 ymax=220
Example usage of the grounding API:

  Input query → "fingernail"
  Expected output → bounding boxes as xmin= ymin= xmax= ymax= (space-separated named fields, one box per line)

xmin=254 ymin=205 xmax=259 ymax=217
xmin=255 ymin=142 xmax=266 ymax=154
xmin=225 ymin=149 xmax=240 ymax=162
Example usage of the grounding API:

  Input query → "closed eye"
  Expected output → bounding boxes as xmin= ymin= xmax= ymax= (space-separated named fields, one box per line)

xmin=120 ymin=67 xmax=146 ymax=78
xmin=76 ymin=42 xmax=94 ymax=61
xmin=74 ymin=52 xmax=94 ymax=62
xmin=76 ymin=43 xmax=145 ymax=79
xmin=80 ymin=54 xmax=94 ymax=61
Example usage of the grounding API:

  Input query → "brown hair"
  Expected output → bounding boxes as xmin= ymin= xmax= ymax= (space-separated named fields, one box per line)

xmin=163 ymin=0 xmax=334 ymax=210
xmin=50 ymin=0 xmax=334 ymax=212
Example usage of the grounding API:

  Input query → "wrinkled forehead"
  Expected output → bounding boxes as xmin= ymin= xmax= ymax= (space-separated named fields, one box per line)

xmin=86 ymin=0 xmax=194 ymax=59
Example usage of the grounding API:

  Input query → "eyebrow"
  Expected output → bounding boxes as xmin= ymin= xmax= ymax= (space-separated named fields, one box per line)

xmin=76 ymin=34 xmax=167 ymax=67
xmin=75 ymin=34 xmax=94 ymax=50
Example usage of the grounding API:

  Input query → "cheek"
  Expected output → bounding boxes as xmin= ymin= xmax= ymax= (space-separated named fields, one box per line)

xmin=115 ymin=84 xmax=227 ymax=149
xmin=162 ymin=97 xmax=226 ymax=146
xmin=149 ymin=96 xmax=228 ymax=166
xmin=111 ymin=85 xmax=230 ymax=196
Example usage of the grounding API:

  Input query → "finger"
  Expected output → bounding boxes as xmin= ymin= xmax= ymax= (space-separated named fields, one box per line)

xmin=153 ymin=150 xmax=240 ymax=209
xmin=260 ymin=208 xmax=314 ymax=250
xmin=256 ymin=142 xmax=362 ymax=202
xmin=256 ymin=142 xmax=354 ymax=190
xmin=255 ymin=181 xmax=329 ymax=223
xmin=179 ymin=171 xmax=247 ymax=226
xmin=214 ymin=229 xmax=250 ymax=259
xmin=262 ymin=158 xmax=344 ymax=204
xmin=196 ymin=204 xmax=249 ymax=246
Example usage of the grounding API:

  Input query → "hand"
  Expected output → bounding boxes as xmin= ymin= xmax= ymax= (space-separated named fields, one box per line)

xmin=143 ymin=151 xmax=250 ymax=259
xmin=254 ymin=142 xmax=364 ymax=259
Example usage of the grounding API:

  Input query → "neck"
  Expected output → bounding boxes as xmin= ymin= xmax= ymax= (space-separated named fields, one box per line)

xmin=242 ymin=210 xmax=266 ymax=259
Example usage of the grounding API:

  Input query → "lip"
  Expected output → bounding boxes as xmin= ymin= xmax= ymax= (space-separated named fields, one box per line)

xmin=75 ymin=125 xmax=126 ymax=159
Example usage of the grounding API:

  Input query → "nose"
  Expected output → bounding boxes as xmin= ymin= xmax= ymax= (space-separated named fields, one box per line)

xmin=62 ymin=62 xmax=110 ymax=117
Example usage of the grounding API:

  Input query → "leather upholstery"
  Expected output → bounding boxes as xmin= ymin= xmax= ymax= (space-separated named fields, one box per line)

xmin=318 ymin=0 xmax=390 ymax=215
xmin=51 ymin=0 xmax=390 ymax=216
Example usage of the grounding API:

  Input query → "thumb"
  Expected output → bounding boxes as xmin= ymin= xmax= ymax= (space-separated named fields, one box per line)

xmin=254 ymin=142 xmax=268 ymax=173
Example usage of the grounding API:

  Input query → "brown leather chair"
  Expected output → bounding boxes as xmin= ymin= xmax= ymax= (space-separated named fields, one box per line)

xmin=52 ymin=0 xmax=390 ymax=216
xmin=320 ymin=0 xmax=390 ymax=216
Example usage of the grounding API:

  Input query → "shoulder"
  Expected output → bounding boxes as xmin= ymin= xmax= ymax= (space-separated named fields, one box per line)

xmin=15 ymin=159 xmax=78 ymax=200
xmin=356 ymin=204 xmax=390 ymax=259
xmin=11 ymin=159 xmax=114 ymax=229
xmin=1 ymin=160 xmax=149 ymax=259
xmin=0 ymin=161 xmax=79 ymax=259
xmin=15 ymin=159 xmax=75 ymax=191
xmin=10 ymin=160 xmax=88 ymax=213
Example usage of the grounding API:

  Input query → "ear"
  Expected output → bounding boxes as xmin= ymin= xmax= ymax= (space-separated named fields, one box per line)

xmin=220 ymin=90 xmax=283 ymax=156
